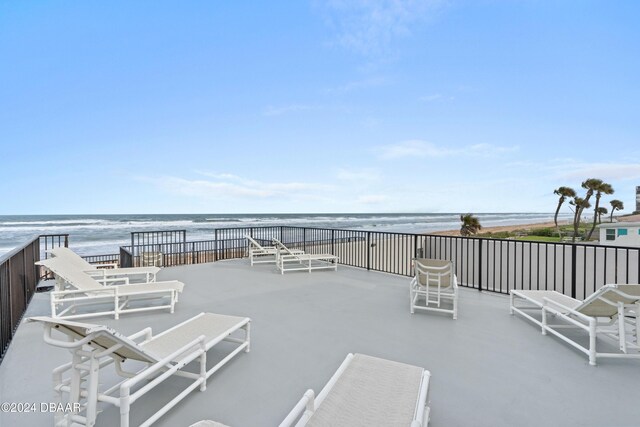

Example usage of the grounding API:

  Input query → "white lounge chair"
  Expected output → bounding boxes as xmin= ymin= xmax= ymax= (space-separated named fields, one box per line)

xmin=28 ymin=312 xmax=250 ymax=427
xmin=48 ymin=247 xmax=160 ymax=284
xmin=280 ymin=353 xmax=431 ymax=427
xmin=510 ymin=284 xmax=640 ymax=365
xmin=410 ymin=259 xmax=459 ymax=319
xmin=272 ymin=238 xmax=338 ymax=274
xmin=37 ymin=257 xmax=183 ymax=319
xmin=245 ymin=235 xmax=305 ymax=265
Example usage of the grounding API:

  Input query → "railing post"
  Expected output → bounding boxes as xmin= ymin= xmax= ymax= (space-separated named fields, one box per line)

xmin=366 ymin=231 xmax=371 ymax=271
xmin=478 ymin=239 xmax=483 ymax=292
xmin=571 ymin=244 xmax=577 ymax=298
xmin=64 ymin=234 xmax=69 ymax=248
xmin=214 ymin=229 xmax=219 ymax=262
xmin=332 ymin=230 xmax=335 ymax=255
xmin=413 ymin=235 xmax=417 ymax=259
xmin=303 ymin=229 xmax=307 ymax=253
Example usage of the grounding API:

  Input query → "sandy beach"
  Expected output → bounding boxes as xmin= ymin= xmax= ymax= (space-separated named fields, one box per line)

xmin=430 ymin=213 xmax=640 ymax=236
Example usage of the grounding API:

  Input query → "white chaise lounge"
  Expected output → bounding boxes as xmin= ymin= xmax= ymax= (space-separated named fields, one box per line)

xmin=37 ymin=257 xmax=184 ymax=319
xmin=280 ymin=353 xmax=431 ymax=427
xmin=272 ymin=238 xmax=338 ymax=274
xmin=410 ymin=258 xmax=459 ymax=319
xmin=510 ymin=284 xmax=640 ymax=365
xmin=48 ymin=246 xmax=160 ymax=283
xmin=244 ymin=235 xmax=303 ymax=266
xmin=29 ymin=312 xmax=251 ymax=427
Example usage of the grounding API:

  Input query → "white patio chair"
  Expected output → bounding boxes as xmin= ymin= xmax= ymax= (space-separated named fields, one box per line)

xmin=280 ymin=353 xmax=431 ymax=427
xmin=271 ymin=238 xmax=338 ymax=274
xmin=48 ymin=246 xmax=160 ymax=284
xmin=510 ymin=284 xmax=640 ymax=365
xmin=410 ymin=258 xmax=458 ymax=319
xmin=28 ymin=312 xmax=250 ymax=427
xmin=245 ymin=235 xmax=276 ymax=265
xmin=245 ymin=235 xmax=305 ymax=266
xmin=37 ymin=257 xmax=183 ymax=320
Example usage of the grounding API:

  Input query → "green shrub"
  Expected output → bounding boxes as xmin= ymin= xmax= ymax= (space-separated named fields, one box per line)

xmin=528 ymin=228 xmax=555 ymax=237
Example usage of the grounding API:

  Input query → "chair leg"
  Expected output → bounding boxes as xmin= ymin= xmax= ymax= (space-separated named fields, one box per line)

xmin=245 ymin=322 xmax=251 ymax=353
xmin=410 ymin=288 xmax=415 ymax=314
xmin=85 ymin=353 xmax=101 ymax=425
xmin=618 ymin=303 xmax=627 ymax=353
xmin=588 ymin=319 xmax=597 ymax=366
xmin=509 ymin=292 xmax=514 ymax=315
xmin=453 ymin=291 xmax=458 ymax=320
xmin=200 ymin=341 xmax=207 ymax=392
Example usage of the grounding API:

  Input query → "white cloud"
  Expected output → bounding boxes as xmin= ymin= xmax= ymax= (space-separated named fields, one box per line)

xmin=336 ymin=168 xmax=380 ymax=181
xmin=328 ymin=77 xmax=387 ymax=93
xmin=140 ymin=174 xmax=333 ymax=200
xmin=377 ymin=140 xmax=519 ymax=160
xmin=555 ymin=162 xmax=640 ymax=181
xmin=317 ymin=0 xmax=444 ymax=55
xmin=356 ymin=194 xmax=388 ymax=204
xmin=419 ymin=94 xmax=442 ymax=102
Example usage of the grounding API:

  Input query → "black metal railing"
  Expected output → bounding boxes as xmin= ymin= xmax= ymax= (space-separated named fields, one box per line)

xmin=130 ymin=229 xmax=187 ymax=249
xmin=2 ymin=226 xmax=639 ymax=364
xmin=231 ymin=226 xmax=640 ymax=300
xmin=0 ymin=234 xmax=69 ymax=363
xmin=81 ymin=254 xmax=120 ymax=266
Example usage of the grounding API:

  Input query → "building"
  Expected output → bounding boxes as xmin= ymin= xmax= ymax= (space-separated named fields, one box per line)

xmin=598 ymin=221 xmax=640 ymax=247
xmin=636 ymin=185 xmax=640 ymax=212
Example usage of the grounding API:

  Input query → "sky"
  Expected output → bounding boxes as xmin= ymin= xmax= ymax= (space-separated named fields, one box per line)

xmin=1 ymin=0 xmax=639 ymax=215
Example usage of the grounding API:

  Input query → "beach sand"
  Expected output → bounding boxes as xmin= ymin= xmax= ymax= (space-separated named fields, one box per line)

xmin=429 ymin=221 xmax=562 ymax=236
xmin=430 ymin=213 xmax=639 ymax=237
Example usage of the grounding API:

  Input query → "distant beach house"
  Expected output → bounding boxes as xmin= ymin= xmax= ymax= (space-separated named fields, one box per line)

xmin=598 ymin=222 xmax=640 ymax=247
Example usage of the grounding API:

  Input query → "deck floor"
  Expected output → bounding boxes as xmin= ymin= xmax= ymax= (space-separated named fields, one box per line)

xmin=1 ymin=259 xmax=639 ymax=426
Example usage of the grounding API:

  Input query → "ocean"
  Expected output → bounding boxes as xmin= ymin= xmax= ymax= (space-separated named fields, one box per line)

xmin=0 ymin=212 xmax=572 ymax=257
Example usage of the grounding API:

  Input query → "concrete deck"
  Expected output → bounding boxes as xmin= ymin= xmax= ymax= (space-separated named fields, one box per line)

xmin=1 ymin=259 xmax=639 ymax=426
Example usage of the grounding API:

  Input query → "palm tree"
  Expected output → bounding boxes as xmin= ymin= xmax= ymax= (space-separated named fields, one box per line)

xmin=553 ymin=186 xmax=576 ymax=238
xmin=585 ymin=182 xmax=614 ymax=240
xmin=571 ymin=179 xmax=601 ymax=242
xmin=609 ymin=199 xmax=624 ymax=222
xmin=596 ymin=207 xmax=608 ymax=224
xmin=460 ymin=214 xmax=482 ymax=236
xmin=569 ymin=196 xmax=591 ymax=242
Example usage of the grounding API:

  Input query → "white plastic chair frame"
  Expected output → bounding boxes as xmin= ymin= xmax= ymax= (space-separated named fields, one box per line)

xmin=510 ymin=284 xmax=640 ymax=365
xmin=245 ymin=235 xmax=279 ymax=265
xmin=279 ymin=353 xmax=431 ymax=427
xmin=48 ymin=247 xmax=160 ymax=285
xmin=271 ymin=238 xmax=338 ymax=274
xmin=410 ymin=258 xmax=459 ymax=319
xmin=29 ymin=312 xmax=251 ymax=427
xmin=37 ymin=257 xmax=183 ymax=320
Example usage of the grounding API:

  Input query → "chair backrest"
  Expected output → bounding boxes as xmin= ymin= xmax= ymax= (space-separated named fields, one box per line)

xmin=413 ymin=258 xmax=455 ymax=290
xmin=28 ymin=316 xmax=160 ymax=363
xmin=37 ymin=257 xmax=104 ymax=292
xmin=244 ymin=235 xmax=266 ymax=251
xmin=577 ymin=284 xmax=640 ymax=318
xmin=271 ymin=238 xmax=299 ymax=258
xmin=48 ymin=247 xmax=95 ymax=270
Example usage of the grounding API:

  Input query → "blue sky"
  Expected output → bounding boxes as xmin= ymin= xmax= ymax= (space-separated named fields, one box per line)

xmin=1 ymin=1 xmax=639 ymax=215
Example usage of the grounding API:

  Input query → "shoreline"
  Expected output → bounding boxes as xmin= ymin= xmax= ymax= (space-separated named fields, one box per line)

xmin=428 ymin=220 xmax=565 ymax=237
xmin=429 ymin=213 xmax=640 ymax=237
